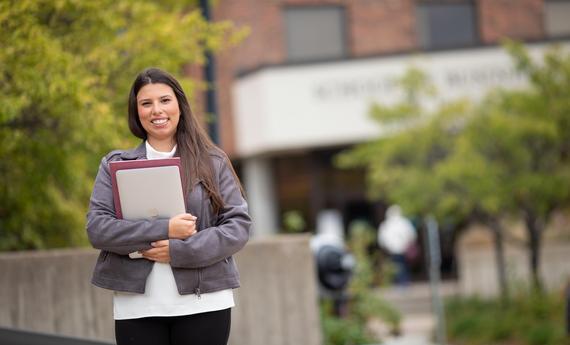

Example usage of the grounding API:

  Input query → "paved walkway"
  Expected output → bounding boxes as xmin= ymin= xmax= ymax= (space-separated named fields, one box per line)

xmin=382 ymin=334 xmax=434 ymax=345
xmin=377 ymin=314 xmax=435 ymax=345
xmin=368 ymin=282 xmax=458 ymax=345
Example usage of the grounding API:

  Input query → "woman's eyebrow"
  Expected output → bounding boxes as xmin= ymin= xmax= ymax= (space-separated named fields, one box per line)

xmin=137 ymin=94 xmax=172 ymax=103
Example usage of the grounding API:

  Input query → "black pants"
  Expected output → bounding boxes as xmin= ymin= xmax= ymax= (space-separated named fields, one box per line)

xmin=115 ymin=309 xmax=231 ymax=345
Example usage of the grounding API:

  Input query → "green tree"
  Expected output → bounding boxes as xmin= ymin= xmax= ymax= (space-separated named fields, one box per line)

xmin=0 ymin=0 xmax=247 ymax=250
xmin=337 ymin=43 xmax=570 ymax=291
xmin=468 ymin=43 xmax=570 ymax=290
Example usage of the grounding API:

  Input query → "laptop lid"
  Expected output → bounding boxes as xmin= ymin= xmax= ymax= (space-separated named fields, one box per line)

xmin=109 ymin=158 xmax=185 ymax=220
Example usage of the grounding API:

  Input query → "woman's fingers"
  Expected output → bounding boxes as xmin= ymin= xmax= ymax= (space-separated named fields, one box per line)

xmin=169 ymin=213 xmax=198 ymax=239
xmin=142 ymin=240 xmax=170 ymax=263
xmin=151 ymin=239 xmax=169 ymax=247
xmin=179 ymin=213 xmax=197 ymax=221
xmin=142 ymin=250 xmax=169 ymax=263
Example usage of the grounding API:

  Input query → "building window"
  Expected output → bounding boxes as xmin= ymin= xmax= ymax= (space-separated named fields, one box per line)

xmin=544 ymin=0 xmax=570 ymax=37
xmin=284 ymin=6 xmax=346 ymax=62
xmin=416 ymin=1 xmax=478 ymax=49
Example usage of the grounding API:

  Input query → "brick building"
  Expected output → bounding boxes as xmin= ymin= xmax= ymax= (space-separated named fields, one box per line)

xmin=205 ymin=0 xmax=570 ymax=237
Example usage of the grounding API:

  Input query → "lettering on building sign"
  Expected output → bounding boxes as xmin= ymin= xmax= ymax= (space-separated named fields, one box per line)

xmin=444 ymin=65 xmax=525 ymax=88
xmin=314 ymin=76 xmax=399 ymax=100
xmin=313 ymin=65 xmax=526 ymax=102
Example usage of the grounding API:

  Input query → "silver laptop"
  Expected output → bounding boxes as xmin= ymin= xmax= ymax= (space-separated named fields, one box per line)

xmin=115 ymin=165 xmax=186 ymax=221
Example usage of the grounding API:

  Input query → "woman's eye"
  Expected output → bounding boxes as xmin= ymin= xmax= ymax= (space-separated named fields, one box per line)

xmin=161 ymin=98 xmax=171 ymax=104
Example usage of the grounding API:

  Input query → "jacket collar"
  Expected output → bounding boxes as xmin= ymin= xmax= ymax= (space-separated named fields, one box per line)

xmin=120 ymin=141 xmax=147 ymax=160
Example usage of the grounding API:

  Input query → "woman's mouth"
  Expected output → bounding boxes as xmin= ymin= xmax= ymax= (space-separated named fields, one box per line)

xmin=151 ymin=118 xmax=169 ymax=126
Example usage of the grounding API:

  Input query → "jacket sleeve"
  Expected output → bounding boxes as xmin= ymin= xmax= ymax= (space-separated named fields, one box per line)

xmin=86 ymin=156 xmax=170 ymax=255
xmin=169 ymin=156 xmax=251 ymax=269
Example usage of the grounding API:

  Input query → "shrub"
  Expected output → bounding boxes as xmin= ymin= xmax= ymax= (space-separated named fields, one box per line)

xmin=321 ymin=301 xmax=376 ymax=345
xmin=446 ymin=289 xmax=569 ymax=345
xmin=319 ymin=221 xmax=402 ymax=345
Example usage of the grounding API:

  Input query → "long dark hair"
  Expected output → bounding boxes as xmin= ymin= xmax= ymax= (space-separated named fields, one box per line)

xmin=127 ymin=67 xmax=238 ymax=215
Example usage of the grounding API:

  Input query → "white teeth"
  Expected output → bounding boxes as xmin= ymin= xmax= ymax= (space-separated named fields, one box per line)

xmin=151 ymin=118 xmax=168 ymax=124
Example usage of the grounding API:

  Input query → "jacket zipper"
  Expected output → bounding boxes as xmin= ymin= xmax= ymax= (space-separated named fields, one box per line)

xmin=195 ymin=269 xmax=202 ymax=299
xmin=195 ymin=184 xmax=204 ymax=300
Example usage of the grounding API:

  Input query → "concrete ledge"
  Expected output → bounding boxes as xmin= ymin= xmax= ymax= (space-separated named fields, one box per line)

xmin=0 ymin=234 xmax=322 ymax=345
xmin=457 ymin=233 xmax=570 ymax=297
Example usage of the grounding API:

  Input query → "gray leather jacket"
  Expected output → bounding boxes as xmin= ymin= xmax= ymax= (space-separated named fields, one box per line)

xmin=86 ymin=143 xmax=251 ymax=295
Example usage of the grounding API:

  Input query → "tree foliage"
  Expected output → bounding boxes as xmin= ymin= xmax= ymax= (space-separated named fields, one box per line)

xmin=337 ymin=43 xmax=570 ymax=289
xmin=0 ymin=0 xmax=248 ymax=250
xmin=337 ymin=67 xmax=477 ymax=221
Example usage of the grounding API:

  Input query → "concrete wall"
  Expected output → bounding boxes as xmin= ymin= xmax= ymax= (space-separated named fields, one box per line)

xmin=0 ymin=234 xmax=322 ymax=345
xmin=457 ymin=230 xmax=570 ymax=297
xmin=0 ymin=249 xmax=113 ymax=340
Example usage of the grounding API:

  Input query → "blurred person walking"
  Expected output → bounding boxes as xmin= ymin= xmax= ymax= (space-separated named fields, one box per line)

xmin=378 ymin=205 xmax=417 ymax=286
xmin=86 ymin=68 xmax=251 ymax=345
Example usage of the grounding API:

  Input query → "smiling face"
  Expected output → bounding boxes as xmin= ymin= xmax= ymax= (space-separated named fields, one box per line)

xmin=136 ymin=83 xmax=180 ymax=151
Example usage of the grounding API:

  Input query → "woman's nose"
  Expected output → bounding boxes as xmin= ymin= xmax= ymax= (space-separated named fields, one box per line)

xmin=151 ymin=102 xmax=162 ymax=115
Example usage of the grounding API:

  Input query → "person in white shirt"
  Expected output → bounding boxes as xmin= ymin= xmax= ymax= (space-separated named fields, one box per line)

xmin=378 ymin=205 xmax=417 ymax=285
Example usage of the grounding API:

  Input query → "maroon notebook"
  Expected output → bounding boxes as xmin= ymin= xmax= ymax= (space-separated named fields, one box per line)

xmin=109 ymin=158 xmax=185 ymax=219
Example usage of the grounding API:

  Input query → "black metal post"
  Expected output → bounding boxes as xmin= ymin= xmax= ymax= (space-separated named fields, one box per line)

xmin=566 ymin=282 xmax=570 ymax=336
xmin=199 ymin=0 xmax=219 ymax=145
xmin=425 ymin=216 xmax=447 ymax=345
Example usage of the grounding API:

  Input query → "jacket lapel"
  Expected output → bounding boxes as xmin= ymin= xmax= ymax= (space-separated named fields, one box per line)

xmin=120 ymin=142 xmax=147 ymax=160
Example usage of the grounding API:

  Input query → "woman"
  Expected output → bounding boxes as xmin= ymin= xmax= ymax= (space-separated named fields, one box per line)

xmin=86 ymin=67 xmax=251 ymax=345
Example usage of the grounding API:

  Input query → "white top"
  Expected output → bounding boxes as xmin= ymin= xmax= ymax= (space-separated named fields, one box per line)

xmin=378 ymin=205 xmax=417 ymax=255
xmin=113 ymin=141 xmax=234 ymax=320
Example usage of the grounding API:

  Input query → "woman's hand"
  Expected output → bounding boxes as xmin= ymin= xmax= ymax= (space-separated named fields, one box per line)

xmin=141 ymin=240 xmax=171 ymax=263
xmin=168 ymin=213 xmax=197 ymax=239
